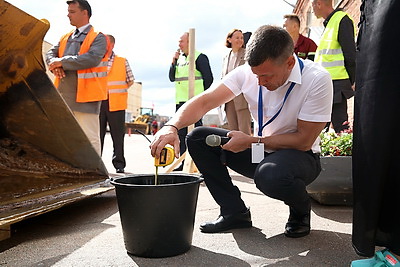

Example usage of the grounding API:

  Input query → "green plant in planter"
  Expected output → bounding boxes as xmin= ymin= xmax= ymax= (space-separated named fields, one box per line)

xmin=319 ymin=127 xmax=353 ymax=156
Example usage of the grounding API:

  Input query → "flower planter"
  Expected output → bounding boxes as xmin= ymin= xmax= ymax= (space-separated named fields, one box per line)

xmin=307 ymin=156 xmax=352 ymax=206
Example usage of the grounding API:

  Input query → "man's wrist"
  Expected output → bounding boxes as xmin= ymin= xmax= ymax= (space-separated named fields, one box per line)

xmin=254 ymin=136 xmax=262 ymax=143
xmin=163 ymin=124 xmax=179 ymax=132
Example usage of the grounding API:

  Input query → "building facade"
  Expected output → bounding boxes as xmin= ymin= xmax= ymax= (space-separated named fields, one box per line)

xmin=126 ymin=81 xmax=142 ymax=122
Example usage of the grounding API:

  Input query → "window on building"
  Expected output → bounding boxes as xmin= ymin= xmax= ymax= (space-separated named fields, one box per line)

xmin=306 ymin=8 xmax=313 ymax=36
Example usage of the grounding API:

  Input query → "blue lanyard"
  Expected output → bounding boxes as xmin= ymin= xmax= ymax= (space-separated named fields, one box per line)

xmin=257 ymin=57 xmax=304 ymax=136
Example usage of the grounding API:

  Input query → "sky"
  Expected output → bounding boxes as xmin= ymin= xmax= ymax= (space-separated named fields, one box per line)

xmin=7 ymin=0 xmax=296 ymax=117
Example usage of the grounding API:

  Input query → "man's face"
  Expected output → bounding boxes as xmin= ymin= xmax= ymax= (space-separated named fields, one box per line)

xmin=312 ymin=0 xmax=322 ymax=18
xmin=67 ymin=3 xmax=87 ymax=27
xmin=109 ymin=42 xmax=115 ymax=51
xmin=251 ymin=56 xmax=295 ymax=91
xmin=178 ymin=33 xmax=189 ymax=54
xmin=283 ymin=18 xmax=296 ymax=34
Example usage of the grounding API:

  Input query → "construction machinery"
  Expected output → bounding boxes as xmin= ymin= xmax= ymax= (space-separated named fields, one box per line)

xmin=0 ymin=0 xmax=111 ymax=240
xmin=126 ymin=107 xmax=156 ymax=135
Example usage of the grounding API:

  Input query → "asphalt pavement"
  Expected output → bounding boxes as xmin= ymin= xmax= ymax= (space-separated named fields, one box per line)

xmin=0 ymin=132 xmax=365 ymax=266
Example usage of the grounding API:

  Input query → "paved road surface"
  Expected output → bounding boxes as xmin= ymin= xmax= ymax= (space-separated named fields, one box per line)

xmin=0 ymin=133 xmax=363 ymax=266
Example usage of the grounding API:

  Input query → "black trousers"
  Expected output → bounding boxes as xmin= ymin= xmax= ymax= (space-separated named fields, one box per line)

xmin=187 ymin=126 xmax=321 ymax=217
xmin=99 ymin=100 xmax=126 ymax=170
xmin=331 ymin=96 xmax=349 ymax=133
xmin=328 ymin=79 xmax=353 ymax=133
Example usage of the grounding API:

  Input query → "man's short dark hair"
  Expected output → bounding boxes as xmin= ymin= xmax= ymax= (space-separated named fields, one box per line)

xmin=245 ymin=25 xmax=294 ymax=67
xmin=67 ymin=0 xmax=92 ymax=18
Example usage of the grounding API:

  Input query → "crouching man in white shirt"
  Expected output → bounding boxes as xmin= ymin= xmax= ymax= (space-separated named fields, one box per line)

xmin=151 ymin=25 xmax=333 ymax=238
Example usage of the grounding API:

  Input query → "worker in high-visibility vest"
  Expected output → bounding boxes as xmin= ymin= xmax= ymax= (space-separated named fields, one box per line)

xmin=168 ymin=32 xmax=214 ymax=170
xmin=46 ymin=0 xmax=109 ymax=155
xmin=99 ymin=35 xmax=134 ymax=174
xmin=312 ymin=0 xmax=356 ymax=133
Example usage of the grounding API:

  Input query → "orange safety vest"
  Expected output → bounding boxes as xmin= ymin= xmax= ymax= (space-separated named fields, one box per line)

xmin=107 ymin=56 xmax=129 ymax=111
xmin=55 ymin=27 xmax=109 ymax=102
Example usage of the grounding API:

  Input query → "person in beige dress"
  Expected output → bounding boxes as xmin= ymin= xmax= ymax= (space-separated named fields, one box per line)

xmin=221 ymin=29 xmax=252 ymax=135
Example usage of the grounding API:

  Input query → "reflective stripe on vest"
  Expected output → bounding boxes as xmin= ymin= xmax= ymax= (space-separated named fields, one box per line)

xmin=108 ymin=81 xmax=127 ymax=86
xmin=55 ymin=27 xmax=109 ymax=102
xmin=107 ymin=56 xmax=128 ymax=111
xmin=109 ymin=89 xmax=128 ymax=93
xmin=175 ymin=51 xmax=204 ymax=103
xmin=315 ymin=11 xmax=354 ymax=80
xmin=175 ymin=76 xmax=203 ymax=81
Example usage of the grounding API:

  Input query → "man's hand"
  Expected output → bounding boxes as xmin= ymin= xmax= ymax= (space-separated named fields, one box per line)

xmin=48 ymin=59 xmax=62 ymax=70
xmin=150 ymin=125 xmax=180 ymax=159
xmin=51 ymin=67 xmax=66 ymax=79
xmin=48 ymin=59 xmax=65 ymax=78
xmin=172 ymin=49 xmax=180 ymax=64
xmin=222 ymin=131 xmax=253 ymax=153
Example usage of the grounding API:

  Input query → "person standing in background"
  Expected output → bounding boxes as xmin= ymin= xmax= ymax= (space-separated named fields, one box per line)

xmin=312 ymin=0 xmax=356 ymax=133
xmin=168 ymin=32 xmax=213 ymax=171
xmin=221 ymin=29 xmax=252 ymax=135
xmin=99 ymin=34 xmax=134 ymax=174
xmin=283 ymin=14 xmax=317 ymax=61
xmin=46 ymin=0 xmax=109 ymax=155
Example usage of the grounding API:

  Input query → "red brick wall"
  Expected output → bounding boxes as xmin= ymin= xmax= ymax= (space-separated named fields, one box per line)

xmin=340 ymin=0 xmax=361 ymax=26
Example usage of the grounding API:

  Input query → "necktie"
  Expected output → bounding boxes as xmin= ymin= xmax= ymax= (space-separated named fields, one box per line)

xmin=73 ymin=29 xmax=79 ymax=39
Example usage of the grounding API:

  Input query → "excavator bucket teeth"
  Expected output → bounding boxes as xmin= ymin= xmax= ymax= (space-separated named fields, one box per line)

xmin=0 ymin=0 xmax=110 ymax=234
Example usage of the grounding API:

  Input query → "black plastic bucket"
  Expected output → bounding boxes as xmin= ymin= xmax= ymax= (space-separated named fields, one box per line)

xmin=111 ymin=173 xmax=203 ymax=258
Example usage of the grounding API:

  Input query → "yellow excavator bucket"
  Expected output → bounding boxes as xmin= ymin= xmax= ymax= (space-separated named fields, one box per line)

xmin=0 ymin=0 xmax=110 ymax=239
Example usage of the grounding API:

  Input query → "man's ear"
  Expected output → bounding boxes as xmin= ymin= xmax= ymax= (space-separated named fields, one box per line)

xmin=287 ymin=55 xmax=295 ymax=70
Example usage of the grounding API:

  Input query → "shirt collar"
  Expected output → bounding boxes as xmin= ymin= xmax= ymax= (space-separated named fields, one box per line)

xmin=76 ymin=23 xmax=91 ymax=34
xmin=285 ymin=54 xmax=302 ymax=86
xmin=324 ymin=9 xmax=342 ymax=27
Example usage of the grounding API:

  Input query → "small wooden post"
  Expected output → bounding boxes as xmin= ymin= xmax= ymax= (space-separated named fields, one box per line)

xmin=182 ymin=28 xmax=198 ymax=173
xmin=188 ymin=28 xmax=196 ymax=100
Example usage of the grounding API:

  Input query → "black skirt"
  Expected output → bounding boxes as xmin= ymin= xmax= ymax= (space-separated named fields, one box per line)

xmin=352 ymin=0 xmax=400 ymax=257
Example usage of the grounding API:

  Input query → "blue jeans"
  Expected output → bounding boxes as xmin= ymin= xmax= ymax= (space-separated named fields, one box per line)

xmin=187 ymin=126 xmax=321 ymax=216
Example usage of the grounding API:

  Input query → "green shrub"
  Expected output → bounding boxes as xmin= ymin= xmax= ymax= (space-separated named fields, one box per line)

xmin=320 ymin=130 xmax=353 ymax=156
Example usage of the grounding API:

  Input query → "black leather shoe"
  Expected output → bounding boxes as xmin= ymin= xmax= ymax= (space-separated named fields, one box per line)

xmin=200 ymin=208 xmax=252 ymax=233
xmin=116 ymin=168 xmax=124 ymax=173
xmin=284 ymin=213 xmax=310 ymax=238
